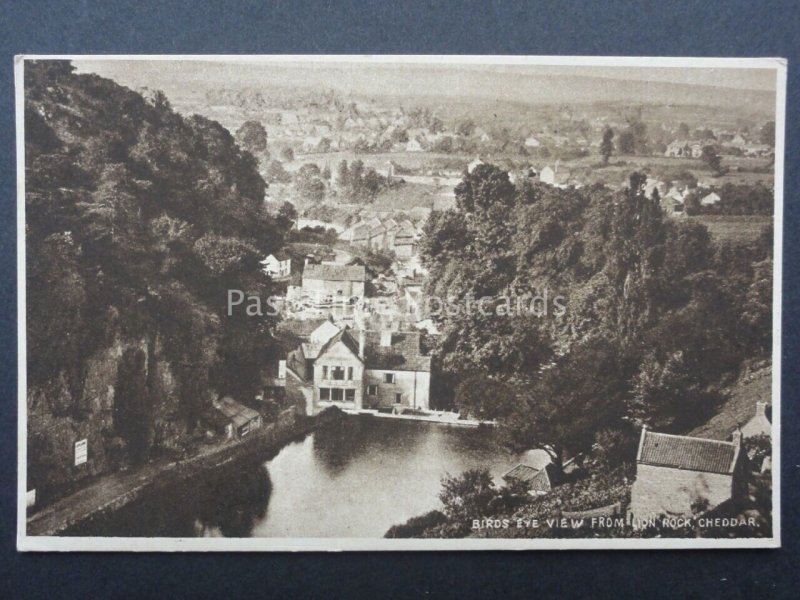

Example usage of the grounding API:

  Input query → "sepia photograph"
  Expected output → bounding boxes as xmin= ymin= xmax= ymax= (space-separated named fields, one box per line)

xmin=16 ymin=55 xmax=784 ymax=551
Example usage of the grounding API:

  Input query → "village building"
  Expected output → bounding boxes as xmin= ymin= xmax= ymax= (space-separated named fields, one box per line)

xmin=260 ymin=251 xmax=292 ymax=279
xmin=503 ymin=463 xmax=559 ymax=495
xmin=539 ymin=165 xmax=556 ymax=185
xmin=742 ymin=402 xmax=771 ymax=440
xmin=700 ymin=191 xmax=721 ymax=207
xmin=629 ymin=428 xmax=747 ymax=521
xmin=524 ymin=136 xmax=541 ymax=148
xmin=284 ymin=325 xmax=432 ymax=416
xmin=203 ymin=396 xmax=263 ymax=439
xmin=301 ymin=263 xmax=367 ymax=303
xmin=665 ymin=140 xmax=691 ymax=157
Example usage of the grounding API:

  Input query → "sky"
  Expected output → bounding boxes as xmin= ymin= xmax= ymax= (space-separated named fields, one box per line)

xmin=70 ymin=58 xmax=778 ymax=113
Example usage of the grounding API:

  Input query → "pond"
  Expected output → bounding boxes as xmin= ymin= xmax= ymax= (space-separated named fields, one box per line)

xmin=68 ymin=415 xmax=521 ymax=538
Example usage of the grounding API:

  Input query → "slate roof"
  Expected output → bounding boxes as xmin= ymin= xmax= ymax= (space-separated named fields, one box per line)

xmin=503 ymin=463 xmax=556 ymax=493
xmin=214 ymin=396 xmax=261 ymax=428
xmin=362 ymin=330 xmax=431 ymax=372
xmin=504 ymin=464 xmax=539 ymax=483
xmin=303 ymin=263 xmax=366 ymax=282
xmin=637 ymin=430 xmax=739 ymax=475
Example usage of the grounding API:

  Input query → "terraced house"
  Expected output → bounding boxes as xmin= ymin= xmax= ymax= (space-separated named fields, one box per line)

xmin=283 ymin=322 xmax=431 ymax=416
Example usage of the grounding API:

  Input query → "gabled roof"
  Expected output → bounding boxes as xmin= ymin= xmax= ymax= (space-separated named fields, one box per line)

xmin=637 ymin=429 xmax=739 ymax=475
xmin=303 ymin=263 xmax=366 ymax=282
xmin=317 ymin=327 xmax=362 ymax=362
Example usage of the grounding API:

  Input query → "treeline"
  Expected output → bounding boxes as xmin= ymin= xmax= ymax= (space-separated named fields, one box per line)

xmin=420 ymin=165 xmax=772 ymax=469
xmin=26 ymin=61 xmax=286 ymax=482
xmin=684 ymin=182 xmax=774 ymax=216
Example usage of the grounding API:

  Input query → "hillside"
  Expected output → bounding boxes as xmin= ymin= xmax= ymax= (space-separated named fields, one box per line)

xmin=689 ymin=361 xmax=772 ymax=441
xmin=25 ymin=60 xmax=287 ymax=503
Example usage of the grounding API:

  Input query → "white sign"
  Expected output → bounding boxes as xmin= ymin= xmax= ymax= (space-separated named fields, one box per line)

xmin=74 ymin=438 xmax=88 ymax=466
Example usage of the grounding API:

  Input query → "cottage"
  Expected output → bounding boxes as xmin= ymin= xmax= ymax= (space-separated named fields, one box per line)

xmin=742 ymin=402 xmax=771 ymax=440
xmin=260 ymin=251 xmax=291 ymax=279
xmin=629 ymin=428 xmax=747 ymax=521
xmin=301 ymin=263 xmax=367 ymax=303
xmin=205 ymin=396 xmax=263 ymax=439
xmin=503 ymin=463 xmax=559 ymax=495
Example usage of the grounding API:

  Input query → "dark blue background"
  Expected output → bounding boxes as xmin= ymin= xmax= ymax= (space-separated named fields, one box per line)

xmin=1 ymin=1 xmax=798 ymax=597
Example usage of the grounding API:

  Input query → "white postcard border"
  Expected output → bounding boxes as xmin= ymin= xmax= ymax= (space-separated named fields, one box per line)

xmin=15 ymin=54 xmax=787 ymax=552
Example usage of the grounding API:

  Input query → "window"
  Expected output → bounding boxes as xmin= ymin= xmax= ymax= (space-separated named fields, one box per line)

xmin=321 ymin=366 xmax=328 ymax=380
xmin=345 ymin=389 xmax=355 ymax=402
xmin=367 ymin=385 xmax=378 ymax=396
xmin=319 ymin=388 xmax=331 ymax=401
xmin=331 ymin=388 xmax=344 ymax=402
xmin=394 ymin=393 xmax=402 ymax=404
xmin=332 ymin=366 xmax=345 ymax=381
xmin=347 ymin=366 xmax=353 ymax=380
xmin=384 ymin=373 xmax=395 ymax=384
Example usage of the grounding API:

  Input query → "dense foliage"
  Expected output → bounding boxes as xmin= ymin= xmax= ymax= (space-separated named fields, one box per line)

xmin=420 ymin=164 xmax=772 ymax=464
xmin=26 ymin=61 xmax=286 ymax=467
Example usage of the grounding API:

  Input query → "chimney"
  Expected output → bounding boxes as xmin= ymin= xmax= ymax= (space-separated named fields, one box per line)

xmin=731 ymin=427 xmax=743 ymax=447
xmin=358 ymin=329 xmax=366 ymax=359
xmin=756 ymin=401 xmax=768 ymax=417
xmin=380 ymin=330 xmax=393 ymax=347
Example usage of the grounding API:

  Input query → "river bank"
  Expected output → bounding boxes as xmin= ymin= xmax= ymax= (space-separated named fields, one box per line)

xmin=26 ymin=407 xmax=342 ymax=536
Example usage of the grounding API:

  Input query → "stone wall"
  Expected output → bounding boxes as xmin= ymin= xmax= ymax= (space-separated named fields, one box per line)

xmin=629 ymin=464 xmax=735 ymax=520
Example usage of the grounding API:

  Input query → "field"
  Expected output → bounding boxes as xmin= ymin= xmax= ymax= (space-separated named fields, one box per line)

xmin=690 ymin=215 xmax=772 ymax=244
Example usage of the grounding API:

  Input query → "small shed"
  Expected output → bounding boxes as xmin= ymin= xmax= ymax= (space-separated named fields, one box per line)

xmin=211 ymin=397 xmax=263 ymax=438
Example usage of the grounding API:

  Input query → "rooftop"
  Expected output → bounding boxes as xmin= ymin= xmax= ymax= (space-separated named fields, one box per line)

xmin=214 ymin=396 xmax=261 ymax=428
xmin=637 ymin=430 xmax=739 ymax=475
xmin=303 ymin=263 xmax=366 ymax=282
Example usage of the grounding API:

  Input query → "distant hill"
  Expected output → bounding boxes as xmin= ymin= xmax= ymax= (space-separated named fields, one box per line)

xmin=74 ymin=60 xmax=777 ymax=120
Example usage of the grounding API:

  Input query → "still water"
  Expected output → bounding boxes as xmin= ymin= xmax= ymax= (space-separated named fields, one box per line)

xmin=69 ymin=416 xmax=520 ymax=538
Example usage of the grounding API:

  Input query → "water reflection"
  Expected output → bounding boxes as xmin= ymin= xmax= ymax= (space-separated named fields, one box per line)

xmin=67 ymin=458 xmax=272 ymax=538
xmin=67 ymin=416 xmax=519 ymax=538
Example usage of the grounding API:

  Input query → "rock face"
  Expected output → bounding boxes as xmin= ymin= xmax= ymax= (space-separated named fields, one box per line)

xmin=26 ymin=337 xmax=184 ymax=505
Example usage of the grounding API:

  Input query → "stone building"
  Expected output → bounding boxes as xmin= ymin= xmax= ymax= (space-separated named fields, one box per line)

xmin=629 ymin=427 xmax=747 ymax=521
xmin=301 ymin=263 xmax=366 ymax=303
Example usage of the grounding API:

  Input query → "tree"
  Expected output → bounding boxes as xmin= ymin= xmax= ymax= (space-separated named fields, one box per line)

xmin=456 ymin=119 xmax=476 ymax=137
xmin=454 ymin=374 xmax=516 ymax=420
xmin=438 ymin=469 xmax=496 ymax=522
xmin=701 ymin=145 xmax=724 ymax=175
xmin=294 ymin=163 xmax=326 ymax=202
xmin=265 ymin=159 xmax=291 ymax=183
xmin=276 ymin=201 xmax=298 ymax=229
xmin=280 ymin=147 xmax=294 ymax=162
xmin=235 ymin=120 xmax=268 ymax=158
xmin=678 ymin=122 xmax=690 ymax=138
xmin=618 ymin=130 xmax=635 ymax=154
xmin=600 ymin=127 xmax=615 ymax=164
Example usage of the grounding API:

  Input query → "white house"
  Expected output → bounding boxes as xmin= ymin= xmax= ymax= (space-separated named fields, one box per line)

xmin=261 ymin=252 xmax=292 ymax=279
xmin=700 ymin=192 xmax=721 ymax=207
xmin=539 ymin=166 xmax=556 ymax=185
xmin=285 ymin=326 xmax=432 ymax=415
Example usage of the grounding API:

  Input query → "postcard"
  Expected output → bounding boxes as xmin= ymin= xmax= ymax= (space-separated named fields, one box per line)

xmin=16 ymin=55 xmax=784 ymax=550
